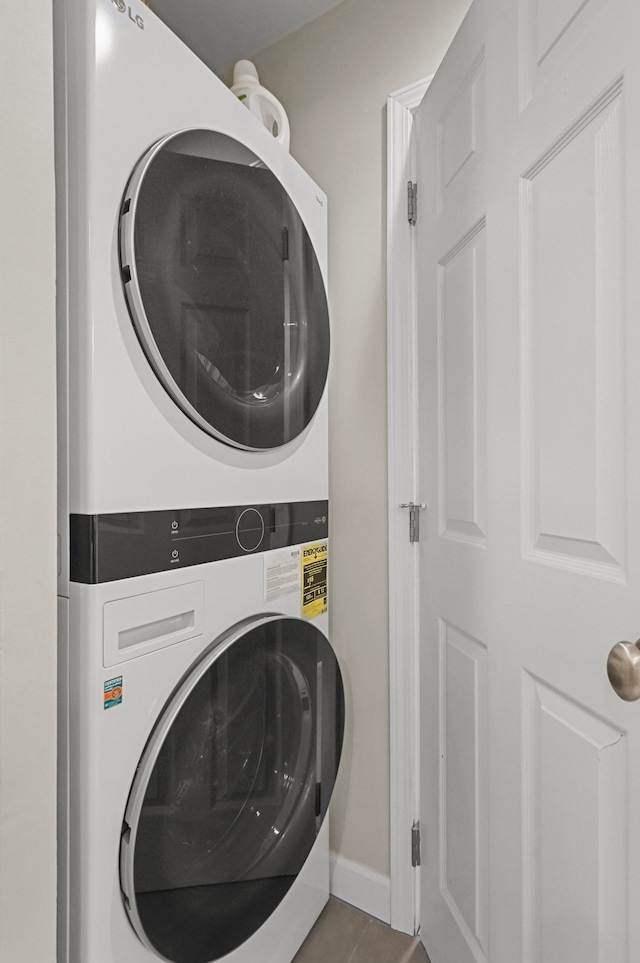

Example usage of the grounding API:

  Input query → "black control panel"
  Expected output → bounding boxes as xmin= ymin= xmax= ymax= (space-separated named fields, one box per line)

xmin=70 ymin=500 xmax=328 ymax=584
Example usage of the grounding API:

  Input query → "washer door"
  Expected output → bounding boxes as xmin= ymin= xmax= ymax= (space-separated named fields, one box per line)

xmin=120 ymin=616 xmax=344 ymax=963
xmin=119 ymin=129 xmax=330 ymax=450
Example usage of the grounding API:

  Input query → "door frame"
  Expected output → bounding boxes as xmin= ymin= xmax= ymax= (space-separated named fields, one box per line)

xmin=386 ymin=75 xmax=431 ymax=937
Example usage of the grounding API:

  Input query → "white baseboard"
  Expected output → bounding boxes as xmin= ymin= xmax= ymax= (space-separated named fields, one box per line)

xmin=329 ymin=853 xmax=391 ymax=925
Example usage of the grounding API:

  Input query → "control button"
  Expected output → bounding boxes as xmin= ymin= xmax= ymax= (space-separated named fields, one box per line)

xmin=236 ymin=508 xmax=265 ymax=553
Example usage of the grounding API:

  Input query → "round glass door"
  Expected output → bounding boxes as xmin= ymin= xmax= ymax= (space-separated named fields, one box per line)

xmin=119 ymin=129 xmax=330 ymax=450
xmin=120 ymin=617 xmax=344 ymax=963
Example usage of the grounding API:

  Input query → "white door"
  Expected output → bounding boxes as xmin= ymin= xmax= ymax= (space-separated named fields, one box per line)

xmin=416 ymin=0 xmax=640 ymax=961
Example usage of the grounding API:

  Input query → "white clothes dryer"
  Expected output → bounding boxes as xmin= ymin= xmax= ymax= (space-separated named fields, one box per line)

xmin=55 ymin=0 xmax=330 ymax=594
xmin=58 ymin=500 xmax=344 ymax=963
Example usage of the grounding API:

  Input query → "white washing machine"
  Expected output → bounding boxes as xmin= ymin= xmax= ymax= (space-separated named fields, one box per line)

xmin=55 ymin=1 xmax=340 ymax=960
xmin=55 ymin=0 xmax=331 ymax=595
xmin=58 ymin=501 xmax=344 ymax=963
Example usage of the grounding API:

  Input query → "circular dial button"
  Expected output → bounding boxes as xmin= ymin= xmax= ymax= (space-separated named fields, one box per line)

xmin=235 ymin=508 xmax=265 ymax=553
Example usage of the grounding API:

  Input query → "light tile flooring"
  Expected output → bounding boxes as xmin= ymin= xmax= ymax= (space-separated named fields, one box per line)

xmin=292 ymin=898 xmax=430 ymax=963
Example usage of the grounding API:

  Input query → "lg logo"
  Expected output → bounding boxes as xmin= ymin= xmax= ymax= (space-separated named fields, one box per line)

xmin=111 ymin=0 xmax=144 ymax=29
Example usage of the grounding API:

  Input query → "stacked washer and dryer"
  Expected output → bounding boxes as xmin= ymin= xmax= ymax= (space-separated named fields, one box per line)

xmin=55 ymin=2 xmax=345 ymax=962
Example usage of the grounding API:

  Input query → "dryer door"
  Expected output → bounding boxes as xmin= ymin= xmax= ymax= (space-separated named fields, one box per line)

xmin=120 ymin=616 xmax=344 ymax=963
xmin=119 ymin=129 xmax=330 ymax=451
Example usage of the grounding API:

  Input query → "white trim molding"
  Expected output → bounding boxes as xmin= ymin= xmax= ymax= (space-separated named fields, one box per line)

xmin=386 ymin=76 xmax=432 ymax=937
xmin=329 ymin=853 xmax=391 ymax=924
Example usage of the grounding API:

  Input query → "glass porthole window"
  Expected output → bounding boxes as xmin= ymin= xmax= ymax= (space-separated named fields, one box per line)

xmin=119 ymin=130 xmax=330 ymax=450
xmin=120 ymin=617 xmax=344 ymax=963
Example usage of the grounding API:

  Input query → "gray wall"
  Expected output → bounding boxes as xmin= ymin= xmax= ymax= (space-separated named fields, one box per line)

xmin=0 ymin=1 xmax=57 ymax=960
xmin=250 ymin=0 xmax=471 ymax=878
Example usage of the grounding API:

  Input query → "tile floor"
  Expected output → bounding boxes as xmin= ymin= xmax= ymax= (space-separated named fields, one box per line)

xmin=292 ymin=897 xmax=430 ymax=963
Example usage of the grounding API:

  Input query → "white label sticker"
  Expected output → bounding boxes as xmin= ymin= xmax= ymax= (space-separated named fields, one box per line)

xmin=264 ymin=547 xmax=301 ymax=602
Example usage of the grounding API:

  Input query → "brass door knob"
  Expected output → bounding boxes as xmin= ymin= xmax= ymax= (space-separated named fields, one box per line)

xmin=607 ymin=640 xmax=640 ymax=701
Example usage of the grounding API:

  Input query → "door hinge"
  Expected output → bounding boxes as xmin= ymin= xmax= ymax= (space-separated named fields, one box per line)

xmin=400 ymin=502 xmax=425 ymax=543
xmin=407 ymin=181 xmax=417 ymax=226
xmin=411 ymin=821 xmax=421 ymax=867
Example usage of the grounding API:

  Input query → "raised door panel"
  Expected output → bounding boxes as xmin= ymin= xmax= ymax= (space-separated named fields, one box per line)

xmin=522 ymin=675 xmax=627 ymax=963
xmin=520 ymin=80 xmax=626 ymax=580
xmin=438 ymin=220 xmax=488 ymax=546
xmin=520 ymin=0 xmax=610 ymax=106
xmin=440 ymin=621 xmax=489 ymax=961
xmin=437 ymin=50 xmax=486 ymax=211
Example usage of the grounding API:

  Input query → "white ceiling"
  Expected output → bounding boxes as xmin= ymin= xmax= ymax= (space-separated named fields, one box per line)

xmin=149 ymin=0 xmax=343 ymax=74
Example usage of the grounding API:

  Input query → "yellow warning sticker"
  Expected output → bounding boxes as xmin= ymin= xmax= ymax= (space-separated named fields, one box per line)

xmin=302 ymin=542 xmax=328 ymax=619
